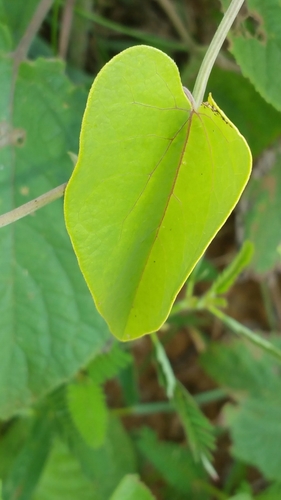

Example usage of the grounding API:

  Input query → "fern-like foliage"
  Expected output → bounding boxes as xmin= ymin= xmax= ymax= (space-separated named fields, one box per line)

xmin=173 ymin=382 xmax=216 ymax=478
xmin=67 ymin=379 xmax=108 ymax=449
xmin=88 ymin=343 xmax=132 ymax=385
xmin=137 ymin=427 xmax=208 ymax=499
xmin=47 ymin=387 xmax=137 ymax=498
xmin=32 ymin=438 xmax=96 ymax=500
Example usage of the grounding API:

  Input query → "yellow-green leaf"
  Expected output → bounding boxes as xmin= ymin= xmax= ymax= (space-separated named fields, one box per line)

xmin=64 ymin=45 xmax=252 ymax=341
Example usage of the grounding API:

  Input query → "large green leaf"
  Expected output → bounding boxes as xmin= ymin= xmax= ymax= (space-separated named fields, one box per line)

xmin=221 ymin=0 xmax=281 ymax=112
xmin=65 ymin=45 xmax=251 ymax=341
xmin=0 ymin=45 xmax=109 ymax=418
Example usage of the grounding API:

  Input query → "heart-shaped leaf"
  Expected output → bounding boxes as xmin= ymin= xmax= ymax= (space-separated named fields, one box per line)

xmin=64 ymin=45 xmax=252 ymax=341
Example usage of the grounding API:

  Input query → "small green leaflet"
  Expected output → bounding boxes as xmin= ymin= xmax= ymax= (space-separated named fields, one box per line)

xmin=64 ymin=45 xmax=252 ymax=341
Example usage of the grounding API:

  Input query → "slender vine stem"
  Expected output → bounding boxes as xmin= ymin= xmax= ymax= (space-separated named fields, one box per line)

xmin=151 ymin=332 xmax=176 ymax=399
xmin=0 ymin=183 xmax=67 ymax=228
xmin=192 ymin=0 xmax=244 ymax=109
xmin=13 ymin=0 xmax=54 ymax=65
xmin=209 ymin=306 xmax=281 ymax=363
xmin=112 ymin=388 xmax=227 ymax=417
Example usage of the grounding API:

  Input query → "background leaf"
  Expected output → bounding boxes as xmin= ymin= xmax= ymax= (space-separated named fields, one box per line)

xmin=228 ymin=396 xmax=281 ymax=481
xmin=137 ymin=427 xmax=208 ymax=499
xmin=200 ymin=340 xmax=280 ymax=398
xmin=0 ymin=0 xmax=41 ymax=47
xmin=220 ymin=0 xmax=281 ymax=112
xmin=3 ymin=414 xmax=53 ymax=500
xmin=0 ymin=0 xmax=40 ymax=48
xmin=207 ymin=67 xmax=281 ymax=159
xmin=67 ymin=379 xmax=108 ymax=449
xmin=241 ymin=150 xmax=281 ymax=274
xmin=201 ymin=340 xmax=281 ymax=481
xmin=0 ymin=418 xmax=31 ymax=482
xmin=32 ymin=438 xmax=96 ymax=500
xmin=109 ymin=475 xmax=155 ymax=500
xmin=63 ymin=415 xmax=138 ymax=499
xmin=0 ymin=51 xmax=109 ymax=419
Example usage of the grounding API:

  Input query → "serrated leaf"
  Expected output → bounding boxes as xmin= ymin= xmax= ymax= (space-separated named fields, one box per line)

xmin=222 ymin=0 xmax=281 ymax=112
xmin=32 ymin=438 xmax=95 ymax=500
xmin=173 ymin=382 xmax=216 ymax=475
xmin=109 ymin=475 xmax=155 ymax=500
xmin=67 ymin=379 xmax=108 ymax=449
xmin=0 ymin=55 xmax=109 ymax=419
xmin=64 ymin=45 xmax=252 ymax=341
xmin=88 ymin=343 xmax=132 ymax=385
xmin=242 ymin=152 xmax=281 ymax=274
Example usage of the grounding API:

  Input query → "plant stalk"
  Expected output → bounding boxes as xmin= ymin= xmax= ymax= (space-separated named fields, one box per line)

xmin=192 ymin=0 xmax=244 ymax=109
xmin=13 ymin=0 xmax=54 ymax=64
xmin=112 ymin=388 xmax=227 ymax=416
xmin=0 ymin=183 xmax=67 ymax=228
xmin=209 ymin=306 xmax=281 ymax=363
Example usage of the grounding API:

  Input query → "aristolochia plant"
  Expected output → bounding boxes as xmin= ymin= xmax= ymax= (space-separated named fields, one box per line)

xmin=64 ymin=0 xmax=251 ymax=340
xmin=0 ymin=0 xmax=251 ymax=341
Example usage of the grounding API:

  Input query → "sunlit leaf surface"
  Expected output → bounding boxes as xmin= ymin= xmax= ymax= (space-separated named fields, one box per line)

xmin=65 ymin=45 xmax=252 ymax=340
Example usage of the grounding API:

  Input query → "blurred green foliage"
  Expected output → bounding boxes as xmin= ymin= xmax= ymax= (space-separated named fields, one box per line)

xmin=1 ymin=0 xmax=281 ymax=499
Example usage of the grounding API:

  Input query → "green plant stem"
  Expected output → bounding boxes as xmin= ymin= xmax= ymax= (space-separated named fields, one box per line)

xmin=112 ymin=388 xmax=227 ymax=417
xmin=192 ymin=0 xmax=244 ymax=109
xmin=209 ymin=306 xmax=281 ymax=362
xmin=0 ymin=183 xmax=67 ymax=228
xmin=151 ymin=332 xmax=176 ymax=399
